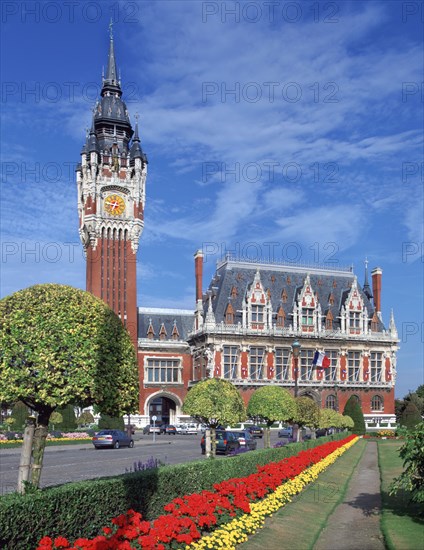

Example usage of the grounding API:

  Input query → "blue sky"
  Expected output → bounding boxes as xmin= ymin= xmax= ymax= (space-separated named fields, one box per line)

xmin=1 ymin=0 xmax=423 ymax=398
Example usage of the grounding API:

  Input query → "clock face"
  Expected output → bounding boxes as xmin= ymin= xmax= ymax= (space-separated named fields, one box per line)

xmin=104 ymin=194 xmax=125 ymax=216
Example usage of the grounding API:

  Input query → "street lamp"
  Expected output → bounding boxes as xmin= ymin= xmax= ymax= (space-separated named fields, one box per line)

xmin=292 ymin=340 xmax=301 ymax=398
xmin=334 ymin=383 xmax=339 ymax=412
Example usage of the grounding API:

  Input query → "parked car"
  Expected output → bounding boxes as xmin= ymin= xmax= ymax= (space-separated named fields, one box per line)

xmin=143 ymin=424 xmax=161 ymax=434
xmin=159 ymin=424 xmax=177 ymax=435
xmin=246 ymin=425 xmax=264 ymax=438
xmin=200 ymin=430 xmax=241 ymax=455
xmin=315 ymin=428 xmax=327 ymax=438
xmin=278 ymin=426 xmax=294 ymax=438
xmin=234 ymin=430 xmax=257 ymax=451
xmin=92 ymin=429 xmax=134 ymax=449
xmin=185 ymin=423 xmax=198 ymax=434
xmin=175 ymin=424 xmax=187 ymax=434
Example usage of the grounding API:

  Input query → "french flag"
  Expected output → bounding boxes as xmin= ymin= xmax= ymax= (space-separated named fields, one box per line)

xmin=312 ymin=350 xmax=330 ymax=369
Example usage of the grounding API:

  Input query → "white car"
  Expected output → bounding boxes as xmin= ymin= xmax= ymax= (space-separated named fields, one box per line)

xmin=185 ymin=423 xmax=198 ymax=434
xmin=175 ymin=424 xmax=187 ymax=434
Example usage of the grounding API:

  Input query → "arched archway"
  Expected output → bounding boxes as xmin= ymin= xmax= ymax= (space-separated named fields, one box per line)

xmin=298 ymin=389 xmax=321 ymax=406
xmin=145 ymin=391 xmax=182 ymax=425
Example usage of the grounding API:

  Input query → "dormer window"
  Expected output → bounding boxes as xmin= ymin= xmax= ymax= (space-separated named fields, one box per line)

xmin=371 ymin=312 xmax=379 ymax=332
xmin=302 ymin=307 xmax=314 ymax=328
xmin=171 ymin=323 xmax=179 ymax=340
xmin=325 ymin=311 xmax=333 ymax=330
xmin=277 ymin=306 xmax=285 ymax=327
xmin=225 ymin=303 xmax=235 ymax=325
xmin=147 ymin=320 xmax=155 ymax=340
xmin=281 ymin=288 xmax=288 ymax=303
xmin=159 ymin=323 xmax=167 ymax=341
xmin=252 ymin=304 xmax=264 ymax=323
xmin=349 ymin=311 xmax=361 ymax=334
xmin=230 ymin=286 xmax=238 ymax=298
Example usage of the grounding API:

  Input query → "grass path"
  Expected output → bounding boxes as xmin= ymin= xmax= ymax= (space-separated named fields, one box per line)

xmin=378 ymin=440 xmax=424 ymax=550
xmin=241 ymin=438 xmax=366 ymax=550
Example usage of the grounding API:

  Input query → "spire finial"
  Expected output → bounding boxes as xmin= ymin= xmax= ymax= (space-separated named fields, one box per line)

xmin=363 ymin=256 xmax=373 ymax=300
xmin=109 ymin=17 xmax=113 ymax=40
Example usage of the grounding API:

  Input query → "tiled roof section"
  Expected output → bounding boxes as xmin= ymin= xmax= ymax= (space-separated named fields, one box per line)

xmin=204 ymin=262 xmax=385 ymax=331
xmin=138 ymin=308 xmax=194 ymax=340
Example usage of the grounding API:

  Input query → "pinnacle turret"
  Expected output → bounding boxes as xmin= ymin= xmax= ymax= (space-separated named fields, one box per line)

xmin=363 ymin=258 xmax=373 ymax=301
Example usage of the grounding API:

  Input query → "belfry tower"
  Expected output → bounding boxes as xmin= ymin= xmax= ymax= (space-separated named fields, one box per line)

xmin=76 ymin=27 xmax=147 ymax=344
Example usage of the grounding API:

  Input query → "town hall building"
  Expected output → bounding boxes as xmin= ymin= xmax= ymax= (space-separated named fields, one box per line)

xmin=76 ymin=32 xmax=399 ymax=432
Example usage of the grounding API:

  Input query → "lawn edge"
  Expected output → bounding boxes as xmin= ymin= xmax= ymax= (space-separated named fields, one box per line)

xmin=308 ymin=438 xmax=368 ymax=550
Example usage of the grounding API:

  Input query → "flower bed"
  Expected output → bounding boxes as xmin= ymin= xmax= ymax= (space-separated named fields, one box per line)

xmin=37 ymin=435 xmax=357 ymax=550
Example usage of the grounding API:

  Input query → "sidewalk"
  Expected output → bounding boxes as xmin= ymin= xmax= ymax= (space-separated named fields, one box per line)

xmin=313 ymin=441 xmax=385 ymax=550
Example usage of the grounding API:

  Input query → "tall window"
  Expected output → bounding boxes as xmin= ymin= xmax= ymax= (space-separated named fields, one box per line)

xmin=300 ymin=349 xmax=315 ymax=380
xmin=370 ymin=352 xmax=383 ymax=382
xmin=325 ymin=311 xmax=333 ymax=330
xmin=348 ymin=351 xmax=361 ymax=382
xmin=371 ymin=395 xmax=384 ymax=411
xmin=302 ymin=308 xmax=314 ymax=329
xmin=349 ymin=312 xmax=361 ymax=334
xmin=275 ymin=348 xmax=290 ymax=380
xmin=326 ymin=395 xmax=336 ymax=410
xmin=223 ymin=346 xmax=238 ymax=379
xmin=145 ymin=358 xmax=181 ymax=383
xmin=249 ymin=347 xmax=265 ymax=379
xmin=251 ymin=305 xmax=264 ymax=323
xmin=324 ymin=350 xmax=338 ymax=381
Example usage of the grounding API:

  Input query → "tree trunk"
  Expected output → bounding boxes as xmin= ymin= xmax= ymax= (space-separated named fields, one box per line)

xmin=30 ymin=408 xmax=52 ymax=488
xmin=210 ymin=427 xmax=216 ymax=457
xmin=205 ymin=429 xmax=211 ymax=458
xmin=17 ymin=416 xmax=36 ymax=493
xmin=264 ymin=426 xmax=271 ymax=449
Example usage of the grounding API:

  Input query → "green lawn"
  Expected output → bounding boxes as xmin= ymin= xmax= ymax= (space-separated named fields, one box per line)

xmin=378 ymin=440 xmax=424 ymax=550
xmin=241 ymin=439 xmax=366 ymax=550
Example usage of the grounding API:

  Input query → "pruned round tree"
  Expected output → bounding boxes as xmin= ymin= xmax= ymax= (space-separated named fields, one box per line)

xmin=293 ymin=396 xmax=320 ymax=439
xmin=0 ymin=284 xmax=139 ymax=488
xmin=343 ymin=396 xmax=366 ymax=435
xmin=247 ymin=386 xmax=296 ymax=448
xmin=182 ymin=378 xmax=246 ymax=456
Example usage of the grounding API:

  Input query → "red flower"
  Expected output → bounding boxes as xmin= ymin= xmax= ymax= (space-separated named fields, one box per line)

xmin=54 ymin=537 xmax=70 ymax=548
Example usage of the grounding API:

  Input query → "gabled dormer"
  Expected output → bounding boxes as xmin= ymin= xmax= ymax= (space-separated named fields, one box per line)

xmin=242 ymin=270 xmax=272 ymax=329
xmin=340 ymin=277 xmax=368 ymax=335
xmin=293 ymin=274 xmax=321 ymax=333
xmin=159 ymin=323 xmax=167 ymax=340
xmin=147 ymin=319 xmax=155 ymax=339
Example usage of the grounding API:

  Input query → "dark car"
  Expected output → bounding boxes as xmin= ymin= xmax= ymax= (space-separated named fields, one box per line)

xmin=278 ymin=426 xmax=294 ymax=438
xmin=92 ymin=429 xmax=134 ymax=449
xmin=315 ymin=428 xmax=327 ymax=438
xmin=143 ymin=424 xmax=161 ymax=434
xmin=159 ymin=424 xmax=177 ymax=435
xmin=246 ymin=425 xmax=264 ymax=438
xmin=200 ymin=430 xmax=241 ymax=455
xmin=234 ymin=430 xmax=257 ymax=451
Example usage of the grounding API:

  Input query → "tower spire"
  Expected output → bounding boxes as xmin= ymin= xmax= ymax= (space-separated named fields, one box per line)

xmin=101 ymin=20 xmax=121 ymax=97
xmin=363 ymin=257 xmax=373 ymax=300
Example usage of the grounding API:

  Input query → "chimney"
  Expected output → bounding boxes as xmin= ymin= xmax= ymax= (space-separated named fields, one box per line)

xmin=371 ymin=267 xmax=382 ymax=314
xmin=194 ymin=249 xmax=204 ymax=302
xmin=194 ymin=250 xmax=204 ymax=331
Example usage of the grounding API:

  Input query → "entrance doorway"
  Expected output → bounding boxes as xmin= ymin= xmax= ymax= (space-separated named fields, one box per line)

xmin=148 ymin=395 xmax=177 ymax=425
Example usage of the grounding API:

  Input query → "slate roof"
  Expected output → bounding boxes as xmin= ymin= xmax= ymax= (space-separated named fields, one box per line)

xmin=138 ymin=307 xmax=194 ymax=341
xmin=203 ymin=259 xmax=385 ymax=332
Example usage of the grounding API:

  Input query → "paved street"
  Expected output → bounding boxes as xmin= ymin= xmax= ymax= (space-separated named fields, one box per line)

xmin=0 ymin=432 xmax=281 ymax=494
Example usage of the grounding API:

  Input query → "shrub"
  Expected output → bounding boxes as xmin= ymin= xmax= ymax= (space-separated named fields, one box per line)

xmin=98 ymin=414 xmax=125 ymax=430
xmin=390 ymin=422 xmax=424 ymax=503
xmin=400 ymin=402 xmax=422 ymax=430
xmin=0 ymin=434 xmax=346 ymax=549
xmin=343 ymin=396 xmax=366 ymax=435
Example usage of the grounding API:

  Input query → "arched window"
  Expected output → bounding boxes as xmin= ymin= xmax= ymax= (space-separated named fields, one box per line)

xmin=326 ymin=395 xmax=336 ymax=410
xmin=371 ymin=395 xmax=384 ymax=411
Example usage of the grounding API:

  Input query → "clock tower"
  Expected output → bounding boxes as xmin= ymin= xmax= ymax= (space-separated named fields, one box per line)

xmin=76 ymin=28 xmax=147 ymax=345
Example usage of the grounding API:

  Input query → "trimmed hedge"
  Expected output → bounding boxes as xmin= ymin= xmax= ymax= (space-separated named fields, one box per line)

xmin=0 ymin=433 xmax=347 ymax=549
